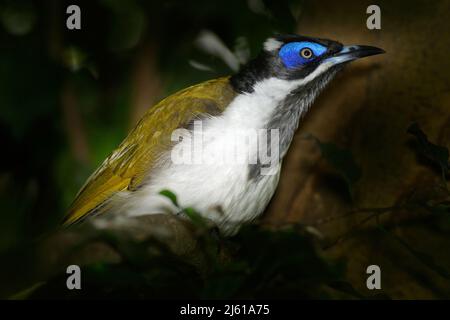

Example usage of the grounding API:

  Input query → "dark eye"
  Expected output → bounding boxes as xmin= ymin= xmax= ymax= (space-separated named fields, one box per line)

xmin=300 ymin=48 xmax=314 ymax=59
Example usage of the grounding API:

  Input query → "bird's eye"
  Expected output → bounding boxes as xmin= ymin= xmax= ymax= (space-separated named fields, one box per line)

xmin=300 ymin=48 xmax=314 ymax=59
xmin=279 ymin=41 xmax=326 ymax=68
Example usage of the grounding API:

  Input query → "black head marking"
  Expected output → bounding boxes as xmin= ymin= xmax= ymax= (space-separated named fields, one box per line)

xmin=230 ymin=34 xmax=343 ymax=94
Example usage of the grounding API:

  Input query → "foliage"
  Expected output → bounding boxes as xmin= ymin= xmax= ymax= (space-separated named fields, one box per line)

xmin=303 ymin=134 xmax=362 ymax=199
xmin=0 ymin=0 xmax=301 ymax=249
xmin=24 ymin=223 xmax=355 ymax=299
xmin=0 ymin=0 xmax=449 ymax=300
xmin=408 ymin=122 xmax=449 ymax=186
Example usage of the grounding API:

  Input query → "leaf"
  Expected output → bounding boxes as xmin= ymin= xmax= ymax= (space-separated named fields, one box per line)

xmin=61 ymin=46 xmax=88 ymax=72
xmin=158 ymin=189 xmax=179 ymax=207
xmin=183 ymin=207 xmax=209 ymax=229
xmin=101 ymin=0 xmax=147 ymax=51
xmin=305 ymin=134 xmax=362 ymax=198
xmin=159 ymin=190 xmax=210 ymax=228
xmin=1 ymin=3 xmax=37 ymax=36
xmin=407 ymin=122 xmax=450 ymax=177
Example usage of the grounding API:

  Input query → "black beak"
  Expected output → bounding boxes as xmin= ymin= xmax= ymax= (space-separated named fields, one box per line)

xmin=326 ymin=45 xmax=385 ymax=64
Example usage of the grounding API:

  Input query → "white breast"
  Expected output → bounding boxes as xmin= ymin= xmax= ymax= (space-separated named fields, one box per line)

xmin=128 ymin=159 xmax=282 ymax=235
xmin=109 ymin=77 xmax=311 ymax=234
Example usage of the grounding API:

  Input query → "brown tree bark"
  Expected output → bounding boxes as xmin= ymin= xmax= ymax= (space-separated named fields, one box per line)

xmin=263 ymin=0 xmax=450 ymax=298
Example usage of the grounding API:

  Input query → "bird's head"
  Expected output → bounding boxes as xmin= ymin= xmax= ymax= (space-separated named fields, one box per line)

xmin=230 ymin=34 xmax=385 ymax=94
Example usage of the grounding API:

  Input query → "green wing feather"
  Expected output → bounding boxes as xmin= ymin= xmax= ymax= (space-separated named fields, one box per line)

xmin=63 ymin=77 xmax=236 ymax=225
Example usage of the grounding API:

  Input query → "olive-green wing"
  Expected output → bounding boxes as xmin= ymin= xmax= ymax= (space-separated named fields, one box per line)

xmin=63 ymin=77 xmax=236 ymax=225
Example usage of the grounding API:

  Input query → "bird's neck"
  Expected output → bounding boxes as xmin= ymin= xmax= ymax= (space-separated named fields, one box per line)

xmin=225 ymin=70 xmax=337 ymax=158
xmin=225 ymin=77 xmax=307 ymax=128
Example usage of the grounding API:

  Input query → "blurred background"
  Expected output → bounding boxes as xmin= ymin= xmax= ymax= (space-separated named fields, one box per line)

xmin=0 ymin=0 xmax=449 ymax=299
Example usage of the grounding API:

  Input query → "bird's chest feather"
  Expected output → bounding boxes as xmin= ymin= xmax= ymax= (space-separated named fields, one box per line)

xmin=120 ymin=77 xmax=320 ymax=234
xmin=121 ymin=88 xmax=290 ymax=234
xmin=123 ymin=117 xmax=282 ymax=234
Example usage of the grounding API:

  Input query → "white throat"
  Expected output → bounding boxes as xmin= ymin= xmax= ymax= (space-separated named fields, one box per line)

xmin=223 ymin=61 xmax=335 ymax=128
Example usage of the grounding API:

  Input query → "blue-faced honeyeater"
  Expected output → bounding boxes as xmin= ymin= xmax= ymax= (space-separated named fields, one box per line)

xmin=63 ymin=34 xmax=384 ymax=235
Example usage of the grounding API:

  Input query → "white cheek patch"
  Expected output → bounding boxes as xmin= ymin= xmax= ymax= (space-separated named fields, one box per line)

xmin=264 ymin=38 xmax=283 ymax=51
xmin=291 ymin=61 xmax=334 ymax=86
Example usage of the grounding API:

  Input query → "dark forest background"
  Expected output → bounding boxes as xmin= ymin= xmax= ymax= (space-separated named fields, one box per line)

xmin=0 ymin=0 xmax=449 ymax=299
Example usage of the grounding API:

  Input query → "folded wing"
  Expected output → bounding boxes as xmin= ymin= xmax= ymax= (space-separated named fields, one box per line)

xmin=63 ymin=77 xmax=236 ymax=225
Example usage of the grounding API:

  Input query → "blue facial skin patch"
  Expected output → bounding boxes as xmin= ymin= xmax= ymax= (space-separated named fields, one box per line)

xmin=279 ymin=41 xmax=328 ymax=69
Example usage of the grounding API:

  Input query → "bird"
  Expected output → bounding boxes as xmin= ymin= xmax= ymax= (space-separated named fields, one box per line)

xmin=63 ymin=34 xmax=384 ymax=235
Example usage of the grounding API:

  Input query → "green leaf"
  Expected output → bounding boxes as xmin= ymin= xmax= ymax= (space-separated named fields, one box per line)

xmin=158 ymin=190 xmax=211 ymax=230
xmin=62 ymin=46 xmax=88 ymax=72
xmin=158 ymin=189 xmax=179 ymax=207
xmin=158 ymin=190 xmax=209 ymax=228
xmin=1 ymin=3 xmax=37 ymax=36
xmin=183 ymin=207 xmax=209 ymax=229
